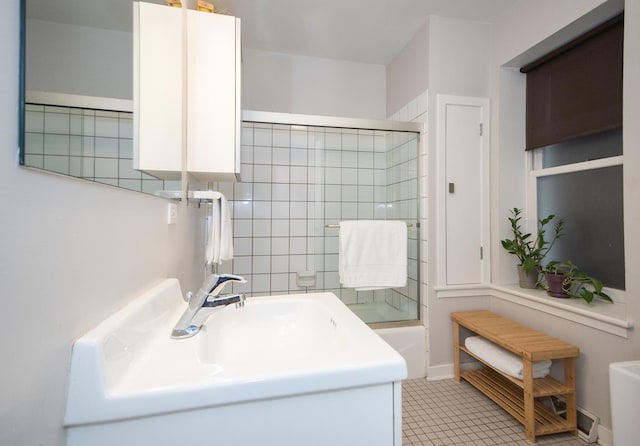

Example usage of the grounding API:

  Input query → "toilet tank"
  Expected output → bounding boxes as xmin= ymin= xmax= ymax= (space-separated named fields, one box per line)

xmin=609 ymin=360 xmax=640 ymax=446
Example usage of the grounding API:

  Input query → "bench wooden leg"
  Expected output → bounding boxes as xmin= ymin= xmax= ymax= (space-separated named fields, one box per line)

xmin=453 ymin=321 xmax=461 ymax=381
xmin=564 ymin=357 xmax=578 ymax=436
xmin=523 ymin=358 xmax=535 ymax=442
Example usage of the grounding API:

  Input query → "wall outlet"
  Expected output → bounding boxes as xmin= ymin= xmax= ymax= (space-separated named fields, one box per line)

xmin=167 ymin=203 xmax=178 ymax=225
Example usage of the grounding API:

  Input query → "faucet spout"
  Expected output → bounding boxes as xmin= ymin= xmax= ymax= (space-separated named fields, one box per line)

xmin=171 ymin=274 xmax=246 ymax=339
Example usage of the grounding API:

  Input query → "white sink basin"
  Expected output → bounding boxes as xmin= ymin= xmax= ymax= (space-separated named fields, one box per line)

xmin=64 ymin=279 xmax=406 ymax=446
xmin=198 ymin=298 xmax=345 ymax=365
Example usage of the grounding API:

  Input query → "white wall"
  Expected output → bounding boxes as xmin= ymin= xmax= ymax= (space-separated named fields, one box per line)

xmin=427 ymin=16 xmax=492 ymax=100
xmin=425 ymin=15 xmax=493 ymax=368
xmin=386 ymin=22 xmax=429 ymax=117
xmin=26 ymin=18 xmax=133 ymax=99
xmin=242 ymin=49 xmax=386 ymax=119
xmin=492 ymin=0 xmax=613 ymax=68
xmin=1 ymin=2 xmax=203 ymax=445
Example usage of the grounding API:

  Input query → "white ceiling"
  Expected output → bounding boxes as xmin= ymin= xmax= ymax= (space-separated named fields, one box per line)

xmin=26 ymin=0 xmax=517 ymax=65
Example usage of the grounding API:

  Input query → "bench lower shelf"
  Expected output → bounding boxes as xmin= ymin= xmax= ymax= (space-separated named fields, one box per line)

xmin=461 ymin=367 xmax=575 ymax=437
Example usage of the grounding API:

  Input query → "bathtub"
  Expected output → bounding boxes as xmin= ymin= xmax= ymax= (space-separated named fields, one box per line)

xmin=347 ymin=301 xmax=426 ymax=379
xmin=375 ymin=324 xmax=426 ymax=379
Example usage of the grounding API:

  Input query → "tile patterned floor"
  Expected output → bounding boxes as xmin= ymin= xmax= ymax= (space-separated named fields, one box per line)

xmin=403 ymin=378 xmax=587 ymax=446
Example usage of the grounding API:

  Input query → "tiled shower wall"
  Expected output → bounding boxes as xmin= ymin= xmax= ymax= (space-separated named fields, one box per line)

xmin=217 ymin=122 xmax=420 ymax=321
xmin=23 ymin=103 xmax=179 ymax=194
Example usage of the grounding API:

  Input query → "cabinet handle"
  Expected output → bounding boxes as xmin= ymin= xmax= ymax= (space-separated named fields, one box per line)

xmin=448 ymin=182 xmax=455 ymax=194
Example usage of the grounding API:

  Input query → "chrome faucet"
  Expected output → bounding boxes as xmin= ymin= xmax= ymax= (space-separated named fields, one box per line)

xmin=171 ymin=273 xmax=246 ymax=339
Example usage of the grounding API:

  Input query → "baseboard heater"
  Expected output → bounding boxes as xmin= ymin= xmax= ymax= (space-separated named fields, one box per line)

xmin=549 ymin=396 xmax=600 ymax=443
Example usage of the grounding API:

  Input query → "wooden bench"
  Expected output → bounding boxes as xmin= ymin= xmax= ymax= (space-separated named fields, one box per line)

xmin=451 ymin=310 xmax=579 ymax=443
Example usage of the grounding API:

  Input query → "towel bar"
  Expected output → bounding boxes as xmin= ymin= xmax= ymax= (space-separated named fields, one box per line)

xmin=188 ymin=190 xmax=222 ymax=201
xmin=325 ymin=222 xmax=414 ymax=228
xmin=152 ymin=190 xmax=224 ymax=204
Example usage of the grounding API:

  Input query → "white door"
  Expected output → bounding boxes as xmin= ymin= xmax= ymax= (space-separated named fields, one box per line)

xmin=438 ymin=96 xmax=489 ymax=285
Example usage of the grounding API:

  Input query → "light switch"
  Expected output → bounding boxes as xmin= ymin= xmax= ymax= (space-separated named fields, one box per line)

xmin=167 ymin=203 xmax=178 ymax=225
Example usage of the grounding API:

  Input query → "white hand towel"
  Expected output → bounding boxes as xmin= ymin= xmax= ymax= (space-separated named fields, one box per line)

xmin=465 ymin=336 xmax=552 ymax=380
xmin=338 ymin=220 xmax=407 ymax=290
xmin=205 ymin=193 xmax=233 ymax=266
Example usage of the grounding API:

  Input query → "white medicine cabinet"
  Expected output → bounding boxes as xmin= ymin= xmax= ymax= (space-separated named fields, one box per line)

xmin=133 ymin=2 xmax=242 ymax=182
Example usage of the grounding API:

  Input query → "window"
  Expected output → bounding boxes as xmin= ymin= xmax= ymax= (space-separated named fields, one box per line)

xmin=523 ymin=15 xmax=624 ymax=293
xmin=530 ymin=129 xmax=624 ymax=290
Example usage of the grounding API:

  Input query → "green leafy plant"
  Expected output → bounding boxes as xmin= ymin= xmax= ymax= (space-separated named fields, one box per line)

xmin=501 ymin=208 xmax=564 ymax=274
xmin=542 ymin=260 xmax=613 ymax=304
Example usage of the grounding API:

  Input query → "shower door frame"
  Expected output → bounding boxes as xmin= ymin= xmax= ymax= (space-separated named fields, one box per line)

xmin=242 ymin=110 xmax=423 ymax=324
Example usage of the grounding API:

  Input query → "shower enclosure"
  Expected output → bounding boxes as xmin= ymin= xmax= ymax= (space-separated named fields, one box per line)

xmin=218 ymin=112 xmax=421 ymax=325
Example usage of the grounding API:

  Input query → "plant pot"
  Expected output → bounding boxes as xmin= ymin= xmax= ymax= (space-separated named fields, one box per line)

xmin=517 ymin=265 xmax=538 ymax=289
xmin=545 ymin=272 xmax=570 ymax=298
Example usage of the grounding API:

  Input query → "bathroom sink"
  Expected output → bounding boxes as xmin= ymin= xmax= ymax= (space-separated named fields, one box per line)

xmin=198 ymin=297 xmax=346 ymax=365
xmin=64 ymin=279 xmax=407 ymax=441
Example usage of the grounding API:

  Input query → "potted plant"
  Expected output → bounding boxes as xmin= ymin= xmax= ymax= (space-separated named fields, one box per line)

xmin=542 ymin=260 xmax=613 ymax=303
xmin=501 ymin=208 xmax=564 ymax=288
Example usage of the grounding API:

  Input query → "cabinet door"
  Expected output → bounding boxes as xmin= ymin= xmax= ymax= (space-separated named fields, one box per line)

xmin=437 ymin=95 xmax=490 ymax=286
xmin=186 ymin=11 xmax=241 ymax=181
xmin=133 ymin=2 xmax=183 ymax=180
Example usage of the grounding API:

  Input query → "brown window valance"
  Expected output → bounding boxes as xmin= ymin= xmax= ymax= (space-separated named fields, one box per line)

xmin=521 ymin=14 xmax=623 ymax=151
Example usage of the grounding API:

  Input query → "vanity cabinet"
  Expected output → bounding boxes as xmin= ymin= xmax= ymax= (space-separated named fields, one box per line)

xmin=133 ymin=2 xmax=241 ymax=182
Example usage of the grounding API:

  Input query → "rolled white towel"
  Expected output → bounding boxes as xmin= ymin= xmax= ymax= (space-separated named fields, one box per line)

xmin=204 ymin=192 xmax=233 ymax=266
xmin=465 ymin=336 xmax=551 ymax=380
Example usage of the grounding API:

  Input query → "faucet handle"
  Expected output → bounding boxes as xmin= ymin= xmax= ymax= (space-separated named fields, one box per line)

xmin=213 ymin=274 xmax=247 ymax=295
xmin=218 ymin=274 xmax=247 ymax=283
xmin=204 ymin=273 xmax=247 ymax=297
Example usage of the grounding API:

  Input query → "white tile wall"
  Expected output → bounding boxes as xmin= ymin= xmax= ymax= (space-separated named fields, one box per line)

xmin=23 ymin=103 xmax=179 ymax=194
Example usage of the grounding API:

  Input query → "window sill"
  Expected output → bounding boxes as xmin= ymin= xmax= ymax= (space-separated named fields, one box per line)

xmin=435 ymin=284 xmax=633 ymax=338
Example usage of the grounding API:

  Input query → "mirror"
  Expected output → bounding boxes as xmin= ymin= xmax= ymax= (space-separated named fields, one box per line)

xmin=21 ymin=0 xmax=181 ymax=196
